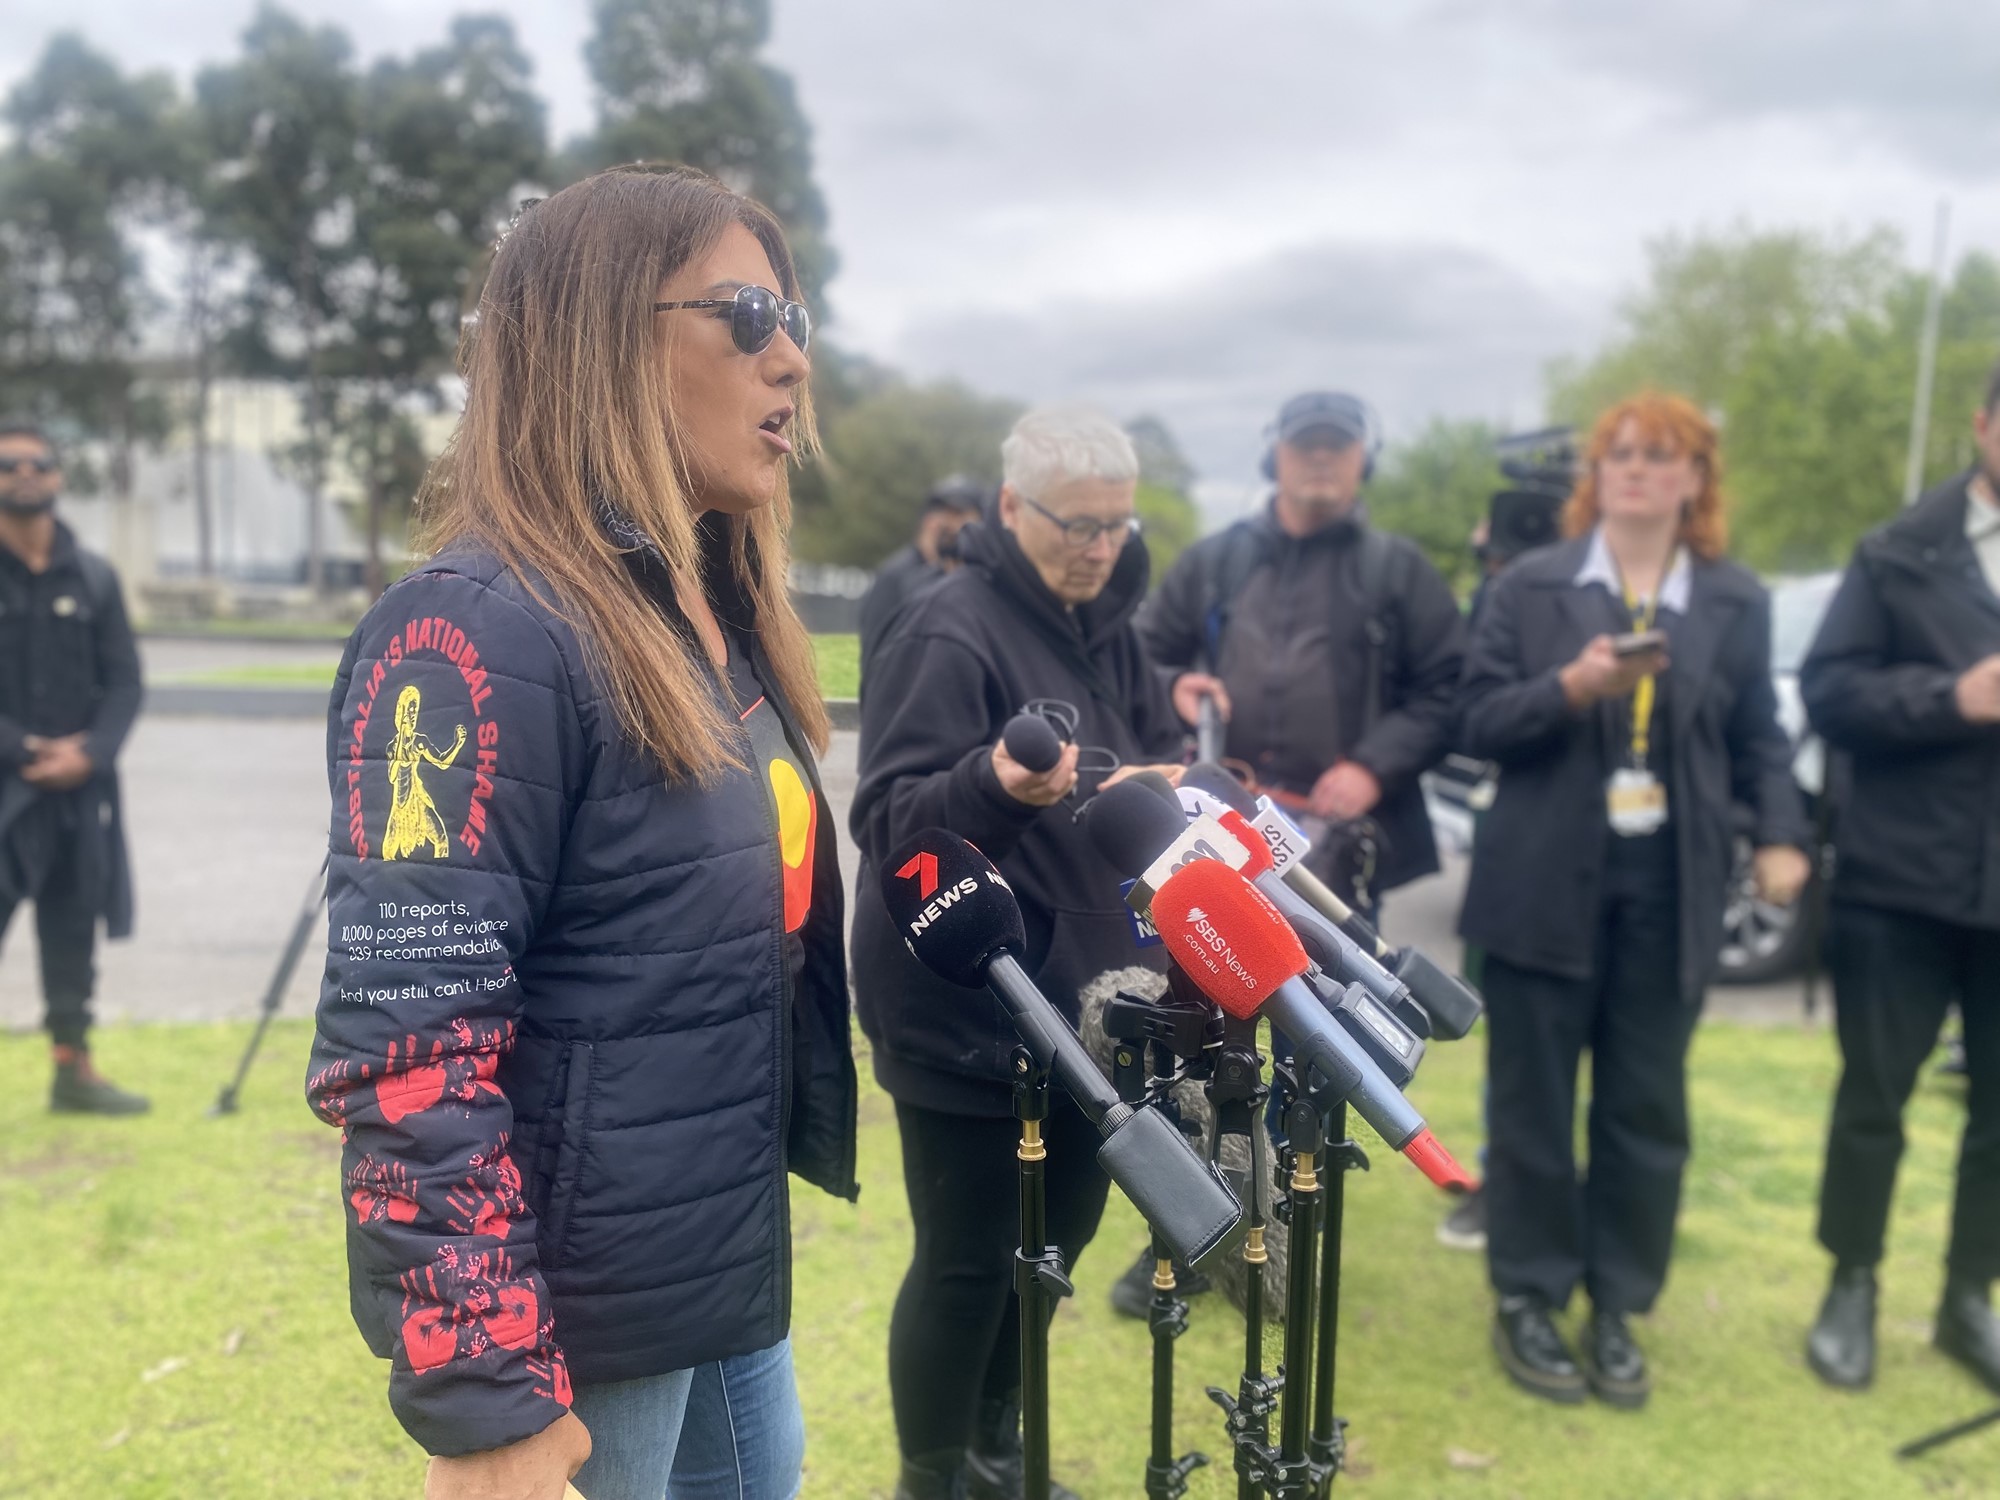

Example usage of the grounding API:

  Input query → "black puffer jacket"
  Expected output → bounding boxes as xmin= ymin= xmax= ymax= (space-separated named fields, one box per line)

xmin=306 ymin=541 xmax=856 ymax=1459
xmin=1802 ymin=473 xmax=2000 ymax=928
xmin=850 ymin=521 xmax=1185 ymax=1115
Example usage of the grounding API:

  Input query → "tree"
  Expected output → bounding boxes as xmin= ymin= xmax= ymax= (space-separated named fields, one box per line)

xmin=1126 ymin=415 xmax=1200 ymax=580
xmin=571 ymin=0 xmax=835 ymax=308
xmin=795 ymin=379 xmax=1018 ymax=567
xmin=195 ymin=6 xmax=362 ymax=592
xmin=0 ymin=36 xmax=180 ymax=501
xmin=330 ymin=16 xmax=546 ymax=593
xmin=1366 ymin=418 xmax=1502 ymax=595
xmin=1549 ymin=225 xmax=2000 ymax=573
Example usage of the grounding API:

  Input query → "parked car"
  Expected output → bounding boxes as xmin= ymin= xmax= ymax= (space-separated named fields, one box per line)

xmin=1424 ymin=569 xmax=1843 ymax=983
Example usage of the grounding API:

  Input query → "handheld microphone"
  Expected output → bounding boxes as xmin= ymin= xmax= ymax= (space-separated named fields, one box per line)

xmin=1001 ymin=712 xmax=1065 ymax=775
xmin=881 ymin=829 xmax=1243 ymax=1268
xmin=1180 ymin=762 xmax=1483 ymax=1041
xmin=1149 ymin=858 xmax=1474 ymax=1191
xmin=1195 ymin=692 xmax=1226 ymax=766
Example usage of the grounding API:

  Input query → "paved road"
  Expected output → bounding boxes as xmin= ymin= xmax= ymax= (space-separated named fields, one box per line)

xmin=1 ymin=721 xmax=1812 ymax=1032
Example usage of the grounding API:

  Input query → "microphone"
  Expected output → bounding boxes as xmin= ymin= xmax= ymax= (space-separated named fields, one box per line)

xmin=1001 ymin=712 xmax=1065 ymax=774
xmin=1149 ymin=858 xmax=1474 ymax=1191
xmin=1090 ymin=781 xmax=1429 ymax=1071
xmin=881 ymin=829 xmax=1243 ymax=1269
xmin=1180 ymin=763 xmax=1483 ymax=1041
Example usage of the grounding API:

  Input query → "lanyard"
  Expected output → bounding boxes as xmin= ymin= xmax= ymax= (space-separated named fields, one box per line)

xmin=1622 ymin=582 xmax=1659 ymax=766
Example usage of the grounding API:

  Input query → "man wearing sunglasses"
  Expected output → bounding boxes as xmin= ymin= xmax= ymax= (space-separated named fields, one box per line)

xmin=850 ymin=406 xmax=1191 ymax=1500
xmin=0 ymin=420 xmax=147 ymax=1114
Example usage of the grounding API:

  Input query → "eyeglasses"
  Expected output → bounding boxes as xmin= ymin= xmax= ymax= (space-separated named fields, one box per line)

xmin=1017 ymin=492 xmax=1142 ymax=549
xmin=0 ymin=456 xmax=57 ymax=475
xmin=654 ymin=284 xmax=811 ymax=356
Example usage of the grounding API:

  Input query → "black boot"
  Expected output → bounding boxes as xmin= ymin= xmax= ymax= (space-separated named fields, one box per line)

xmin=1581 ymin=1307 xmax=1650 ymax=1409
xmin=894 ymin=1447 xmax=964 ymax=1500
xmin=962 ymin=1394 xmax=1081 ymax=1500
xmin=1806 ymin=1264 xmax=1877 ymax=1390
xmin=1491 ymin=1295 xmax=1585 ymax=1404
xmin=50 ymin=1046 xmax=150 ymax=1116
xmin=1935 ymin=1276 xmax=2000 ymax=1394
xmin=1107 ymin=1244 xmax=1210 ymax=1319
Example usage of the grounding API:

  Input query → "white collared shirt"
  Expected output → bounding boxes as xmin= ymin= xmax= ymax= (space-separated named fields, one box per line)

xmin=1968 ymin=475 xmax=2000 ymax=599
xmin=1573 ymin=525 xmax=1692 ymax=616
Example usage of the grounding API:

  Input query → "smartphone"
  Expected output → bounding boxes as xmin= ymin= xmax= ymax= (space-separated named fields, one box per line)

xmin=1611 ymin=629 xmax=1669 ymax=658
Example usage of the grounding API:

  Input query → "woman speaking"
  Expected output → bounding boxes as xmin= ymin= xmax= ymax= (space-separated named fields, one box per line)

xmin=1457 ymin=392 xmax=1809 ymax=1410
xmin=305 ymin=165 xmax=856 ymax=1500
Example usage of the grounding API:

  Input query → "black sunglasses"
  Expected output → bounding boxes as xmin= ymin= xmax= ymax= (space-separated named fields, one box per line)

xmin=0 ymin=456 xmax=58 ymax=475
xmin=654 ymin=284 xmax=811 ymax=357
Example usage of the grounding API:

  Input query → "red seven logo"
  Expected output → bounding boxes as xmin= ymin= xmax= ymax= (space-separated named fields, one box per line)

xmin=897 ymin=851 xmax=940 ymax=899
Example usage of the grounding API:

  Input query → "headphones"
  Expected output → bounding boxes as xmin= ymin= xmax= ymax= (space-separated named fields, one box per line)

xmin=1261 ymin=393 xmax=1383 ymax=484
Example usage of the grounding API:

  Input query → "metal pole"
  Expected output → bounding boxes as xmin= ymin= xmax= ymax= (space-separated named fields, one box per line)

xmin=1903 ymin=200 xmax=1952 ymax=507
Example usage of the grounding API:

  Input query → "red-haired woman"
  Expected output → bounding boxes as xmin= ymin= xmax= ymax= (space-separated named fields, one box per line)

xmin=1457 ymin=392 xmax=1811 ymax=1408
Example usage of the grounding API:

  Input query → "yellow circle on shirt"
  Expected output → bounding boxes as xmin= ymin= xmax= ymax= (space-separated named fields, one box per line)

xmin=769 ymin=759 xmax=812 ymax=869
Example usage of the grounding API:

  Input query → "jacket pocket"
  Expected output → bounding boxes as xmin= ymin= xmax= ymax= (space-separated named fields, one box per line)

xmin=539 ymin=1041 xmax=594 ymax=1274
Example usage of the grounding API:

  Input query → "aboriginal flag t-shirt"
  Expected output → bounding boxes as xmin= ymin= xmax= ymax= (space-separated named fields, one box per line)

xmin=723 ymin=628 xmax=818 ymax=944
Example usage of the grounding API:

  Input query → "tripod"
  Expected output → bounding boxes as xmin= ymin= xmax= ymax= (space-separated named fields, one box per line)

xmin=209 ymin=856 xmax=327 ymax=1116
xmin=1011 ymin=1045 xmax=1073 ymax=1500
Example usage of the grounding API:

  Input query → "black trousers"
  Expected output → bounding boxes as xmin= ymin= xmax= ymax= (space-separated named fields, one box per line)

xmin=888 ymin=1096 xmax=1111 ymax=1457
xmin=1817 ymin=902 xmax=2000 ymax=1283
xmin=0 ymin=819 xmax=97 ymax=1048
xmin=1483 ymin=870 xmax=1698 ymax=1314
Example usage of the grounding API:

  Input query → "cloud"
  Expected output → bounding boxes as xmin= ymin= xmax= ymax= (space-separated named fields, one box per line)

xmin=893 ymin=237 xmax=1597 ymax=482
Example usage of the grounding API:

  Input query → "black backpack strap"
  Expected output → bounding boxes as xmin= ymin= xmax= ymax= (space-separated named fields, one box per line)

xmin=1353 ymin=527 xmax=1409 ymax=738
xmin=74 ymin=549 xmax=123 ymax=619
xmin=1199 ymin=522 xmax=1269 ymax=671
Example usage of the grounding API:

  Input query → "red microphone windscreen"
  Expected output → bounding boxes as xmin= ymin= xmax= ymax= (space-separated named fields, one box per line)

xmin=1151 ymin=859 xmax=1308 ymax=1020
xmin=1214 ymin=809 xmax=1275 ymax=878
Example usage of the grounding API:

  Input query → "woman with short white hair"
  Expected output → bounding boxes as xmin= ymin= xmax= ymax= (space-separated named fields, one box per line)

xmin=851 ymin=404 xmax=1192 ymax=1500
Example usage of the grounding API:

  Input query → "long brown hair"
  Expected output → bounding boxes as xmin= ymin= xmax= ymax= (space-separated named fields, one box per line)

xmin=413 ymin=164 xmax=828 ymax=779
xmin=1561 ymin=390 xmax=1729 ymax=561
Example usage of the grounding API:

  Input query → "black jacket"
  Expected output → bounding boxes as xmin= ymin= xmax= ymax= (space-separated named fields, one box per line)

xmin=1801 ymin=473 xmax=2000 ymax=928
xmin=850 ymin=521 xmax=1185 ymax=1114
xmin=857 ymin=543 xmax=943 ymax=672
xmin=1457 ymin=538 xmax=1807 ymax=1001
xmin=306 ymin=541 xmax=857 ymax=1459
xmin=1137 ymin=506 xmax=1465 ymax=893
xmin=0 ymin=521 xmax=141 ymax=934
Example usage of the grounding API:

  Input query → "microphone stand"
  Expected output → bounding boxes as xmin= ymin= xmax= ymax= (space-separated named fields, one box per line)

xmin=1106 ymin=993 xmax=1219 ymax=1500
xmin=1271 ymin=1095 xmax=1327 ymax=1500
xmin=1308 ymin=1096 xmax=1367 ymax=1496
xmin=1011 ymin=1045 xmax=1072 ymax=1500
xmin=1200 ymin=1015 xmax=1280 ymax=1500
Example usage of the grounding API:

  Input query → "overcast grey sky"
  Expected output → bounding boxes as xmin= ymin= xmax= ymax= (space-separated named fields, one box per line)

xmin=9 ymin=0 xmax=2000 ymax=485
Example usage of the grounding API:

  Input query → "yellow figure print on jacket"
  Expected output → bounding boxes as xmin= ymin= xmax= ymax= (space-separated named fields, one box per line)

xmin=382 ymin=684 xmax=467 ymax=860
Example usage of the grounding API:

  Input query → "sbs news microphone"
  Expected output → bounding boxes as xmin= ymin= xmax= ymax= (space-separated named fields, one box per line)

xmin=1149 ymin=858 xmax=1475 ymax=1191
xmin=1089 ymin=780 xmax=1430 ymax=1076
xmin=880 ymin=829 xmax=1243 ymax=1269
xmin=1179 ymin=762 xmax=1483 ymax=1041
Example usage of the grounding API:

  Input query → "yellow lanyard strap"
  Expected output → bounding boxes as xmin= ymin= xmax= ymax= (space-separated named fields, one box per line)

xmin=1623 ymin=585 xmax=1659 ymax=765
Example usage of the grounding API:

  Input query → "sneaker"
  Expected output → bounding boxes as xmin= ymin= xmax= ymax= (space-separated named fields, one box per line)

xmin=50 ymin=1048 xmax=150 ymax=1116
xmin=1436 ymin=1185 xmax=1487 ymax=1251
xmin=1108 ymin=1244 xmax=1210 ymax=1320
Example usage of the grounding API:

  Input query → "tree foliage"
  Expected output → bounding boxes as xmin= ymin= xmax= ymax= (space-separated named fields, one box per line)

xmin=1549 ymin=226 xmax=2000 ymax=573
xmin=1366 ymin=418 xmax=1502 ymax=596
xmin=572 ymin=0 xmax=834 ymax=308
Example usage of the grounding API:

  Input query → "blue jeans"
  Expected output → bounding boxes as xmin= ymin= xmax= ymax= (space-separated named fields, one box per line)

xmin=568 ymin=1338 xmax=806 ymax=1500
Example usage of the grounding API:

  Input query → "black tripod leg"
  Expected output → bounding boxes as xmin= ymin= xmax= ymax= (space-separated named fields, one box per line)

xmin=1275 ymin=1101 xmax=1324 ymax=1498
xmin=1897 ymin=1405 xmax=2000 ymax=1460
xmin=1012 ymin=1046 xmax=1066 ymax=1500
xmin=1310 ymin=1103 xmax=1362 ymax=1493
xmin=210 ymin=855 xmax=329 ymax=1116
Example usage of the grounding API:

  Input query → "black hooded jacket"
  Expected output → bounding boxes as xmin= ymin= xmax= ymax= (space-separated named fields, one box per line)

xmin=849 ymin=521 xmax=1185 ymax=1115
xmin=1801 ymin=472 xmax=2000 ymax=928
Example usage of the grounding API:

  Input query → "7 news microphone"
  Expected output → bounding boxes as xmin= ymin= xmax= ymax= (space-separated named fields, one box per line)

xmin=1083 ymin=779 xmax=1473 ymax=1189
xmin=880 ymin=828 xmax=1243 ymax=1269
xmin=1178 ymin=762 xmax=1483 ymax=1041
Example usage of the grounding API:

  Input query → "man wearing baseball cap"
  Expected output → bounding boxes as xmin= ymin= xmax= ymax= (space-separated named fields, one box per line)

xmin=1125 ymin=390 xmax=1466 ymax=1313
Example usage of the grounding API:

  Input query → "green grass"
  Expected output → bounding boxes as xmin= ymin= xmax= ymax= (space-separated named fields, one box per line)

xmin=813 ymin=632 xmax=859 ymax=699
xmin=166 ymin=634 xmax=861 ymax=698
xmin=1 ymin=1019 xmax=1987 ymax=1499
